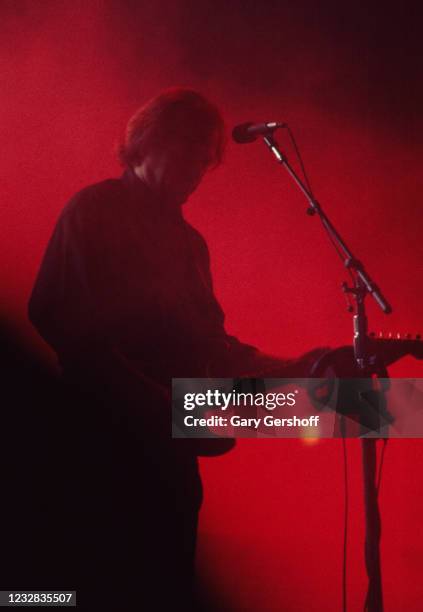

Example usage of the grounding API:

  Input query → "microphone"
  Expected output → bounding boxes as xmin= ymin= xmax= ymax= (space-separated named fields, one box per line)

xmin=232 ymin=121 xmax=286 ymax=144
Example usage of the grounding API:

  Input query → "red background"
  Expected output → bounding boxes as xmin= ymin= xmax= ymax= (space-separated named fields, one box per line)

xmin=1 ymin=1 xmax=422 ymax=609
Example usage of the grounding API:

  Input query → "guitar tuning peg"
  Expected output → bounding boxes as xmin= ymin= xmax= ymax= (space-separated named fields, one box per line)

xmin=396 ymin=332 xmax=401 ymax=339
xmin=378 ymin=331 xmax=383 ymax=338
xmin=388 ymin=332 xmax=393 ymax=339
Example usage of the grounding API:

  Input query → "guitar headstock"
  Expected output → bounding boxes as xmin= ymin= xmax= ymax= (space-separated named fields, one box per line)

xmin=368 ymin=332 xmax=423 ymax=364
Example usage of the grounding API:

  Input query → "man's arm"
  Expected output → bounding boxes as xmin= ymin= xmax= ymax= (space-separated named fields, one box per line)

xmin=207 ymin=334 xmax=330 ymax=379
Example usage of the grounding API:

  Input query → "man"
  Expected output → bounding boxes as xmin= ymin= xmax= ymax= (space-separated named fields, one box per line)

xmin=29 ymin=88 xmax=322 ymax=610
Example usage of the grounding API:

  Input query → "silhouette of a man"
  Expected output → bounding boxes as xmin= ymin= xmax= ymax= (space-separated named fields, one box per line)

xmin=29 ymin=88 xmax=322 ymax=610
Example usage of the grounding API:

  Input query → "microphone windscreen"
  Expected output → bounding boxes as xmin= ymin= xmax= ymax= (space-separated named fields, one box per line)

xmin=232 ymin=122 xmax=256 ymax=144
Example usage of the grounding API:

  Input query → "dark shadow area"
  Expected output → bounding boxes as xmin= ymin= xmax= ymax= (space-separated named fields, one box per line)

xmin=0 ymin=322 xmax=217 ymax=610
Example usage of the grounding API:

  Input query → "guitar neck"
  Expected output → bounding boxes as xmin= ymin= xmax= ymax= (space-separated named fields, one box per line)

xmin=368 ymin=333 xmax=423 ymax=365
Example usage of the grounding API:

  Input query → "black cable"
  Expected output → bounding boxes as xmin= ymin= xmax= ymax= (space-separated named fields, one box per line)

xmin=283 ymin=125 xmax=356 ymax=288
xmin=285 ymin=125 xmax=314 ymax=197
xmin=282 ymin=128 xmax=352 ymax=609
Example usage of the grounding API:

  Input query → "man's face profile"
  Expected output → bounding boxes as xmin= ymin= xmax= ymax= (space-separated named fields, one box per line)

xmin=134 ymin=134 xmax=217 ymax=206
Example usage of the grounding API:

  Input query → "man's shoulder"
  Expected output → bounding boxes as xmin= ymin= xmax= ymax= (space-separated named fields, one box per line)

xmin=62 ymin=177 xmax=126 ymax=221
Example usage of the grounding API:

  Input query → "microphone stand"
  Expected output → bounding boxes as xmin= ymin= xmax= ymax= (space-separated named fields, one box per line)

xmin=262 ymin=132 xmax=392 ymax=612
